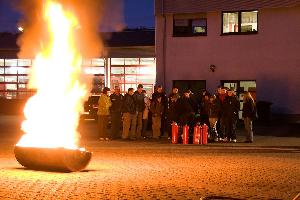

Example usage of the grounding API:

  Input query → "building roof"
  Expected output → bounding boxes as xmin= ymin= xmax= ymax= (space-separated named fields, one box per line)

xmin=155 ymin=0 xmax=300 ymax=14
xmin=102 ymin=29 xmax=155 ymax=47
xmin=0 ymin=29 xmax=155 ymax=58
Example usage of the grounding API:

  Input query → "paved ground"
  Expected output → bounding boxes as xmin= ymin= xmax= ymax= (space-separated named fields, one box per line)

xmin=0 ymin=115 xmax=299 ymax=199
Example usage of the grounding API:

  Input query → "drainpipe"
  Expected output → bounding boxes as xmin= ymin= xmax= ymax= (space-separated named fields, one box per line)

xmin=161 ymin=0 xmax=166 ymax=88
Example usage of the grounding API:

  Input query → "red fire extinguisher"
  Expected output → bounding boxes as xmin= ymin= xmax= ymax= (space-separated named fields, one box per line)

xmin=193 ymin=124 xmax=201 ymax=144
xmin=171 ymin=122 xmax=179 ymax=144
xmin=182 ymin=125 xmax=189 ymax=145
xmin=202 ymin=124 xmax=209 ymax=144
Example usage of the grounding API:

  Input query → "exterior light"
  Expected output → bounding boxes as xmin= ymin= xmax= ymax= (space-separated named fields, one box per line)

xmin=210 ymin=64 xmax=216 ymax=72
xmin=18 ymin=26 xmax=24 ymax=32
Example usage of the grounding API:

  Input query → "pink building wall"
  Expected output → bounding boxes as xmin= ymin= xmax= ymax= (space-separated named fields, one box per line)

xmin=156 ymin=6 xmax=300 ymax=114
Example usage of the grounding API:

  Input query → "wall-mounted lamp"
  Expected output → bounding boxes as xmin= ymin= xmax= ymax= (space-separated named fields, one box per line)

xmin=210 ymin=64 xmax=216 ymax=72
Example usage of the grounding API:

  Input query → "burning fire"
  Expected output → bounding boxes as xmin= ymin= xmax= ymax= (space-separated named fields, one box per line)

xmin=17 ymin=0 xmax=87 ymax=149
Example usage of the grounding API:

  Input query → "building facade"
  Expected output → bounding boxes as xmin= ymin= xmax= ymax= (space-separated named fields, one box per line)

xmin=0 ymin=30 xmax=155 ymax=114
xmin=155 ymin=0 xmax=300 ymax=115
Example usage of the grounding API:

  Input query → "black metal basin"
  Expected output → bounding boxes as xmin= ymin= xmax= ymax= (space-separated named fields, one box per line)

xmin=14 ymin=146 xmax=92 ymax=172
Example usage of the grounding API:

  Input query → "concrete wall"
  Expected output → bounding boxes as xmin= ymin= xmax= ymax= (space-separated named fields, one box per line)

xmin=156 ymin=6 xmax=300 ymax=114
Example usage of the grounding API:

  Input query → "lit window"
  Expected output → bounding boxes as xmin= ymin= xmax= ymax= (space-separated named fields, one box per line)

xmin=0 ymin=59 xmax=4 ymax=66
xmin=91 ymin=58 xmax=104 ymax=66
xmin=5 ymin=67 xmax=18 ymax=74
xmin=173 ymin=14 xmax=207 ymax=37
xmin=222 ymin=11 xmax=258 ymax=34
xmin=125 ymin=58 xmax=139 ymax=65
xmin=18 ymin=76 xmax=29 ymax=83
xmin=5 ymin=59 xmax=18 ymax=66
xmin=17 ymin=59 xmax=31 ymax=66
xmin=0 ymin=68 xmax=4 ymax=74
xmin=0 ymin=76 xmax=4 ymax=82
xmin=111 ymin=58 xmax=124 ymax=65
xmin=192 ymin=19 xmax=207 ymax=34
xmin=5 ymin=76 xmax=17 ymax=82
xmin=5 ymin=84 xmax=17 ymax=90
xmin=84 ymin=67 xmax=104 ymax=75
xmin=82 ymin=59 xmax=92 ymax=66
xmin=111 ymin=67 xmax=124 ymax=74
xmin=125 ymin=67 xmax=137 ymax=74
xmin=241 ymin=11 xmax=258 ymax=32
xmin=140 ymin=58 xmax=155 ymax=65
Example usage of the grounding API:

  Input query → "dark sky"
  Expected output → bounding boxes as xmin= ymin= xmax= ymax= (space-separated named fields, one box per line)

xmin=0 ymin=0 xmax=154 ymax=32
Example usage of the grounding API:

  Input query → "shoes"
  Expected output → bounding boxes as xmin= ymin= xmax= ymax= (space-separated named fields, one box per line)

xmin=105 ymin=138 xmax=110 ymax=141
xmin=214 ymin=138 xmax=219 ymax=142
xmin=223 ymin=138 xmax=228 ymax=142
xmin=230 ymin=139 xmax=237 ymax=143
xmin=218 ymin=138 xmax=224 ymax=142
xmin=99 ymin=138 xmax=104 ymax=141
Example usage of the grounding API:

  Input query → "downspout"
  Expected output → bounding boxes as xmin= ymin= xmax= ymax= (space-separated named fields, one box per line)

xmin=162 ymin=0 xmax=166 ymax=88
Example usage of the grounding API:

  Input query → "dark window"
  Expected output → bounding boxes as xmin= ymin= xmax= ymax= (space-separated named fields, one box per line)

xmin=222 ymin=11 xmax=258 ymax=35
xmin=173 ymin=18 xmax=207 ymax=37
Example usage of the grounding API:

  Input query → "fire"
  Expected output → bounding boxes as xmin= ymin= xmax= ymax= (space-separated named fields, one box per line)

xmin=17 ymin=0 xmax=87 ymax=149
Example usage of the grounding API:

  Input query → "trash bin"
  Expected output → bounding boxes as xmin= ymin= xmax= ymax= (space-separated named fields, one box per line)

xmin=256 ymin=101 xmax=272 ymax=122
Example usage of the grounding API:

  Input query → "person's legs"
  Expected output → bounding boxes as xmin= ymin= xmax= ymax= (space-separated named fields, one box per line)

xmin=136 ymin=112 xmax=143 ymax=139
xmin=111 ymin=112 xmax=120 ymax=139
xmin=209 ymin=117 xmax=218 ymax=140
xmin=152 ymin=116 xmax=161 ymax=139
xmin=142 ymin=119 xmax=148 ymax=137
xmin=122 ymin=113 xmax=130 ymax=139
xmin=130 ymin=112 xmax=137 ymax=138
xmin=244 ymin=117 xmax=253 ymax=142
xmin=98 ymin=115 xmax=105 ymax=139
xmin=160 ymin=113 xmax=166 ymax=137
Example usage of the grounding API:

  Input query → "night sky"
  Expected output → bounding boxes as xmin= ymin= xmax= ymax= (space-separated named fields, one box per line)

xmin=0 ymin=0 xmax=154 ymax=32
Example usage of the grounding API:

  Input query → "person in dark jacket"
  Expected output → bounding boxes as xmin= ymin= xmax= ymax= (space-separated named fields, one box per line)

xmin=110 ymin=86 xmax=123 ymax=139
xmin=150 ymin=94 xmax=164 ymax=139
xmin=242 ymin=92 xmax=256 ymax=143
xmin=178 ymin=90 xmax=195 ymax=126
xmin=132 ymin=84 xmax=145 ymax=139
xmin=205 ymin=95 xmax=221 ymax=141
xmin=152 ymin=85 xmax=168 ymax=136
xmin=122 ymin=88 xmax=135 ymax=140
xmin=167 ymin=87 xmax=180 ymax=139
xmin=216 ymin=86 xmax=227 ymax=140
xmin=200 ymin=92 xmax=210 ymax=126
xmin=221 ymin=88 xmax=240 ymax=142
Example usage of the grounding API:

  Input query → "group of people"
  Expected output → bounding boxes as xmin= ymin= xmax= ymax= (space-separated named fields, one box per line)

xmin=97 ymin=84 xmax=256 ymax=143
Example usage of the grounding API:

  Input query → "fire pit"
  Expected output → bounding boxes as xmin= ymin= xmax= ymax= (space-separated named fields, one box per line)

xmin=14 ymin=146 xmax=92 ymax=172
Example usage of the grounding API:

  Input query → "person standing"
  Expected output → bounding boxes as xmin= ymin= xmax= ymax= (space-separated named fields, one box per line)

xmin=242 ymin=92 xmax=256 ymax=143
xmin=142 ymin=90 xmax=151 ymax=138
xmin=152 ymin=85 xmax=168 ymax=137
xmin=122 ymin=88 xmax=136 ymax=140
xmin=216 ymin=86 xmax=227 ymax=140
xmin=167 ymin=87 xmax=180 ymax=139
xmin=200 ymin=92 xmax=210 ymax=126
xmin=132 ymin=84 xmax=145 ymax=139
xmin=97 ymin=87 xmax=112 ymax=141
xmin=109 ymin=86 xmax=123 ymax=139
xmin=206 ymin=95 xmax=221 ymax=141
xmin=178 ymin=90 xmax=195 ymax=126
xmin=150 ymin=95 xmax=164 ymax=139
xmin=221 ymin=88 xmax=240 ymax=142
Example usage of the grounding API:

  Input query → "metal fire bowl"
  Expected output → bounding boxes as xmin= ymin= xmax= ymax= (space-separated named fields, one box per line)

xmin=14 ymin=146 xmax=92 ymax=172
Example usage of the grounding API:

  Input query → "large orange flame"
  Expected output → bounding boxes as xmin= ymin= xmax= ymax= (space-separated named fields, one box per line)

xmin=17 ymin=0 xmax=86 ymax=149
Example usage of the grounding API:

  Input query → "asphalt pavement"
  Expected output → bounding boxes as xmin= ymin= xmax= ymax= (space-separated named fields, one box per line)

xmin=0 ymin=115 xmax=299 ymax=199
